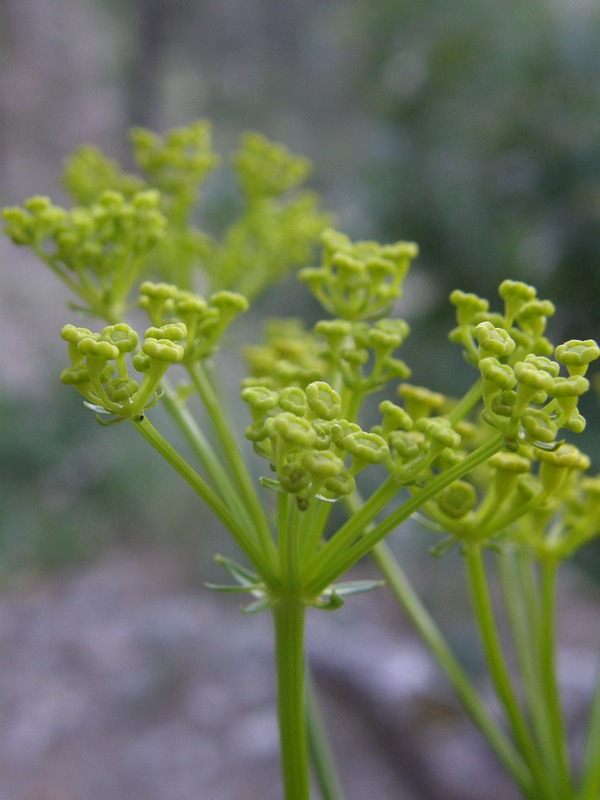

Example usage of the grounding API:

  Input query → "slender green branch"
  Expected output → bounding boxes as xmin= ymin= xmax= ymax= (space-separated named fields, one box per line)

xmin=306 ymin=670 xmax=347 ymax=800
xmin=273 ymin=599 xmax=310 ymax=800
xmin=160 ymin=379 xmax=259 ymax=535
xmin=497 ymin=553 xmax=559 ymax=789
xmin=578 ymin=657 xmax=600 ymax=800
xmin=463 ymin=543 xmax=552 ymax=798
xmin=133 ymin=415 xmax=273 ymax=582
xmin=448 ymin=378 xmax=482 ymax=426
xmin=539 ymin=557 xmax=573 ymax=796
xmin=370 ymin=539 xmax=536 ymax=798
xmin=307 ymin=433 xmax=505 ymax=595
xmin=188 ymin=362 xmax=278 ymax=569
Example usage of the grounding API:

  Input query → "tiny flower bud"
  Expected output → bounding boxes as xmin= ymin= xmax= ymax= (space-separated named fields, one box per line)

xmin=305 ymin=381 xmax=342 ymax=421
xmin=436 ymin=480 xmax=478 ymax=519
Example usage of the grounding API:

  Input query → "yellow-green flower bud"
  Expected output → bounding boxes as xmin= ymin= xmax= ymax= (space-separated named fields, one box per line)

xmin=449 ymin=289 xmax=490 ymax=326
xmin=498 ymin=280 xmax=536 ymax=323
xmin=514 ymin=359 xmax=555 ymax=393
xmin=302 ymin=450 xmax=345 ymax=478
xmin=105 ymin=378 xmax=140 ymax=403
xmin=132 ymin=352 xmax=152 ymax=372
xmin=388 ymin=430 xmax=422 ymax=462
xmin=516 ymin=299 xmax=555 ymax=337
xmin=273 ymin=412 xmax=319 ymax=448
xmin=436 ymin=480 xmax=478 ymax=519
xmin=102 ymin=324 xmax=139 ymax=353
xmin=379 ymin=400 xmax=413 ymax=435
xmin=145 ymin=322 xmax=187 ymax=342
xmin=489 ymin=451 xmax=531 ymax=497
xmin=322 ymin=471 xmax=356 ymax=498
xmin=142 ymin=337 xmax=185 ymax=363
xmin=416 ymin=417 xmax=461 ymax=449
xmin=520 ymin=410 xmax=557 ymax=444
xmin=279 ymin=462 xmax=312 ymax=495
xmin=564 ymin=412 xmax=586 ymax=434
xmin=538 ymin=444 xmax=590 ymax=493
xmin=341 ymin=431 xmax=389 ymax=465
xmin=305 ymin=381 xmax=342 ymax=421
xmin=210 ymin=290 xmax=249 ymax=315
xmin=475 ymin=321 xmax=516 ymax=359
xmin=241 ymin=384 xmax=279 ymax=410
xmin=78 ymin=337 xmax=120 ymax=361
xmin=60 ymin=366 xmax=91 ymax=386
xmin=555 ymin=339 xmax=600 ymax=376
xmin=397 ymin=383 xmax=445 ymax=420
xmin=278 ymin=386 xmax=308 ymax=416
xmin=479 ymin=357 xmax=517 ymax=390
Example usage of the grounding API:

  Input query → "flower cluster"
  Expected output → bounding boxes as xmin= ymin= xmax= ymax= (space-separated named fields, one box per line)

xmin=450 ymin=281 xmax=599 ymax=448
xmin=401 ymin=281 xmax=600 ymax=553
xmin=373 ymin=388 xmax=463 ymax=484
xmin=299 ymin=228 xmax=419 ymax=321
xmin=60 ymin=321 xmax=186 ymax=423
xmin=139 ymin=281 xmax=248 ymax=362
xmin=3 ymin=191 xmax=165 ymax=318
xmin=242 ymin=380 xmax=389 ymax=508
xmin=12 ymin=120 xmax=330 ymax=305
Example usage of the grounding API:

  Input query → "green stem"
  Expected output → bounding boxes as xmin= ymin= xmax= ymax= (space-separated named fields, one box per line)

xmin=370 ymin=539 xmax=536 ymax=798
xmin=133 ymin=415 xmax=272 ymax=581
xmin=463 ymin=543 xmax=550 ymax=798
xmin=188 ymin=362 xmax=278 ymax=569
xmin=448 ymin=378 xmax=483 ymax=426
xmin=273 ymin=599 xmax=311 ymax=800
xmin=160 ymin=379 xmax=259 ymax=536
xmin=307 ymin=433 xmax=505 ymax=595
xmin=497 ymin=553 xmax=559 ymax=790
xmin=306 ymin=670 xmax=347 ymax=800
xmin=539 ymin=557 xmax=573 ymax=796
xmin=578 ymin=656 xmax=600 ymax=800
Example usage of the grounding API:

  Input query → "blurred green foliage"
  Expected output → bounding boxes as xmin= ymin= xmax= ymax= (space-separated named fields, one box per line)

xmin=343 ymin=0 xmax=600 ymax=339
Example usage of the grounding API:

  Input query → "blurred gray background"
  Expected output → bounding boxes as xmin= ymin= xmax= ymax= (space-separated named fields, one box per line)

xmin=0 ymin=2 xmax=599 ymax=798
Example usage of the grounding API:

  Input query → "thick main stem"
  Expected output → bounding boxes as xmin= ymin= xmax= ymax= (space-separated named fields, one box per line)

xmin=273 ymin=599 xmax=310 ymax=800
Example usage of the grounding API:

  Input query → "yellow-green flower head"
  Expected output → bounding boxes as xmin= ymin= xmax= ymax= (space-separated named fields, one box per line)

xmin=514 ymin=358 xmax=556 ymax=393
xmin=475 ymin=321 xmax=516 ymax=359
xmin=339 ymin=430 xmax=389 ymax=465
xmin=273 ymin=412 xmax=320 ymax=448
xmin=415 ymin=417 xmax=462 ymax=450
xmin=234 ymin=131 xmax=312 ymax=197
xmin=555 ymin=339 xmax=600 ymax=376
xmin=142 ymin=336 xmax=185 ymax=363
xmin=538 ymin=444 xmax=590 ymax=493
xmin=479 ymin=357 xmax=517 ymax=390
xmin=300 ymin=228 xmax=418 ymax=321
xmin=306 ymin=381 xmax=342 ymax=420
xmin=436 ymin=480 xmax=478 ymax=520
xmin=450 ymin=289 xmax=490 ymax=326
xmin=131 ymin=120 xmax=220 ymax=194
xmin=498 ymin=280 xmax=537 ymax=324
xmin=397 ymin=383 xmax=446 ymax=421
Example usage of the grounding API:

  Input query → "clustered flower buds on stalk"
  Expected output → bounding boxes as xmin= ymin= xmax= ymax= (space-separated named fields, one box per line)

xmin=4 ymin=120 xmax=600 ymax=800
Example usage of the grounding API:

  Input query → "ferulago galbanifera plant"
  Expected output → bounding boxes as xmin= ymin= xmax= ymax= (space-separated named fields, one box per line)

xmin=3 ymin=121 xmax=600 ymax=800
